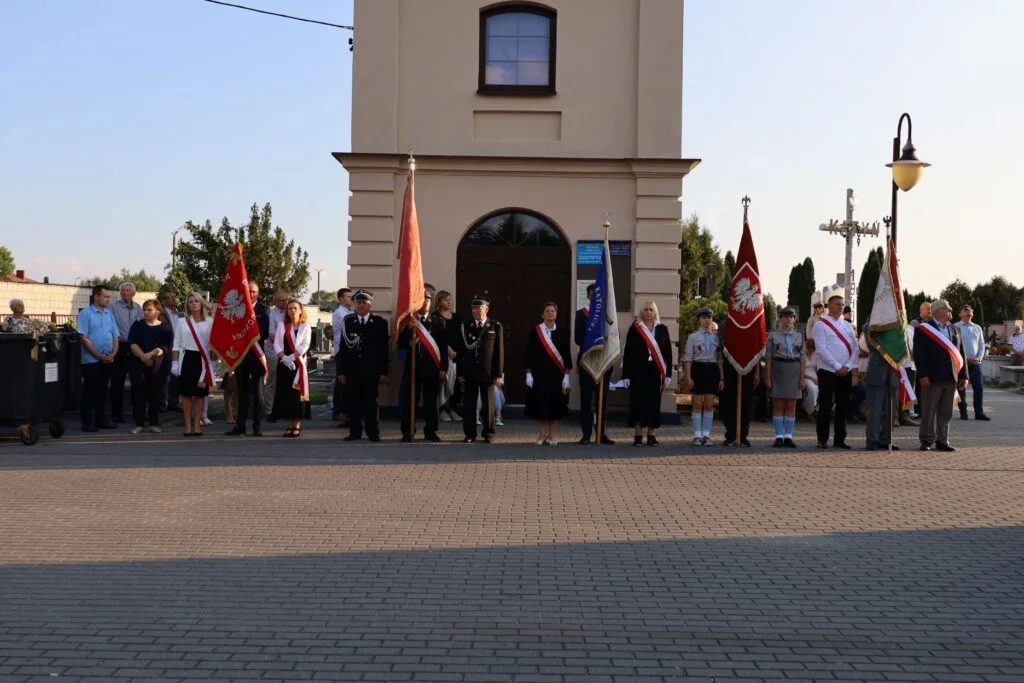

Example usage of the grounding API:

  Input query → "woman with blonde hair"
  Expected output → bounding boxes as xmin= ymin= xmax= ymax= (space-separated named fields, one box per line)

xmin=171 ymin=292 xmax=214 ymax=437
xmin=622 ymin=299 xmax=673 ymax=447
xmin=273 ymin=298 xmax=312 ymax=437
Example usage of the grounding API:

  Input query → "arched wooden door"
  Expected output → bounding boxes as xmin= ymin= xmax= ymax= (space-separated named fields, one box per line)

xmin=456 ymin=210 xmax=572 ymax=404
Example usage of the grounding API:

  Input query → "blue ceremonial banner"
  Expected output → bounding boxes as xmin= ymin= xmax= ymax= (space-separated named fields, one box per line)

xmin=579 ymin=239 xmax=621 ymax=380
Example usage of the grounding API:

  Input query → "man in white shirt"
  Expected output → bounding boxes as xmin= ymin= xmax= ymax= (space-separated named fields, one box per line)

xmin=264 ymin=290 xmax=288 ymax=421
xmin=811 ymin=293 xmax=859 ymax=449
xmin=331 ymin=287 xmax=354 ymax=423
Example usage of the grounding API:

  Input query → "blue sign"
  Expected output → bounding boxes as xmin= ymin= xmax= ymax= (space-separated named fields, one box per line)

xmin=577 ymin=241 xmax=631 ymax=265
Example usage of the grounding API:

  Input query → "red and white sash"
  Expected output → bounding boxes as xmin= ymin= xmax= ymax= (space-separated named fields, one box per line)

xmin=284 ymin=323 xmax=309 ymax=401
xmin=413 ymin=318 xmax=442 ymax=369
xmin=917 ymin=322 xmax=964 ymax=379
xmin=185 ymin=316 xmax=214 ymax=389
xmin=818 ymin=317 xmax=854 ymax=360
xmin=898 ymin=366 xmax=917 ymax=407
xmin=535 ymin=324 xmax=566 ymax=374
xmin=253 ymin=342 xmax=268 ymax=377
xmin=634 ymin=321 xmax=667 ymax=385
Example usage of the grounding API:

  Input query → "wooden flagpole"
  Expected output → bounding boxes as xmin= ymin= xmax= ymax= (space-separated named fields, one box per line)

xmin=596 ymin=380 xmax=604 ymax=446
xmin=409 ymin=333 xmax=417 ymax=437
xmin=734 ymin=198 xmax=750 ymax=446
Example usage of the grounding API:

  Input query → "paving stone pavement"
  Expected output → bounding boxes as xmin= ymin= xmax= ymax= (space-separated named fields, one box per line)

xmin=1 ymin=391 xmax=1023 ymax=682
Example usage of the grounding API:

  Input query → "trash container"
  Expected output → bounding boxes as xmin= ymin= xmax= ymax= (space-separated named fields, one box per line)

xmin=0 ymin=333 xmax=68 ymax=445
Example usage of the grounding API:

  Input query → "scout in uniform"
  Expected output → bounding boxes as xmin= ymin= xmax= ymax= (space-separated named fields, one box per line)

xmin=811 ymin=292 xmax=858 ymax=448
xmin=682 ymin=307 xmax=724 ymax=446
xmin=396 ymin=290 xmax=449 ymax=442
xmin=455 ymin=293 xmax=504 ymax=443
xmin=336 ymin=289 xmax=390 ymax=442
xmin=765 ymin=307 xmax=804 ymax=447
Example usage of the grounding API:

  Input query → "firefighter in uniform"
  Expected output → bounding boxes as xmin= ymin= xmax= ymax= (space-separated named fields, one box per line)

xmin=336 ymin=289 xmax=389 ymax=442
xmin=456 ymin=293 xmax=504 ymax=443
xmin=396 ymin=290 xmax=448 ymax=442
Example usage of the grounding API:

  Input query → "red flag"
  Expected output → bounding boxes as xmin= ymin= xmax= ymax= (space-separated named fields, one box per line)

xmin=723 ymin=217 xmax=767 ymax=375
xmin=210 ymin=243 xmax=264 ymax=372
xmin=393 ymin=164 xmax=424 ymax=343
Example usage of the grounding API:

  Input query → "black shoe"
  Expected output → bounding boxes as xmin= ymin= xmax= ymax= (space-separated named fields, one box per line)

xmin=936 ymin=443 xmax=956 ymax=452
xmin=959 ymin=413 xmax=969 ymax=420
xmin=97 ymin=422 xmax=117 ymax=429
xmin=224 ymin=426 xmax=245 ymax=436
xmin=722 ymin=439 xmax=736 ymax=447
xmin=424 ymin=433 xmax=442 ymax=442
xmin=834 ymin=442 xmax=852 ymax=450
xmin=482 ymin=435 xmax=493 ymax=444
xmin=400 ymin=435 xmax=413 ymax=443
xmin=599 ymin=436 xmax=616 ymax=446
xmin=975 ymin=414 xmax=991 ymax=421
xmin=919 ymin=443 xmax=933 ymax=451
xmin=886 ymin=444 xmax=901 ymax=451
xmin=633 ymin=435 xmax=643 ymax=447
xmin=817 ymin=441 xmax=829 ymax=449
xmin=864 ymin=443 xmax=878 ymax=451
xmin=266 ymin=416 xmax=278 ymax=423
xmin=578 ymin=437 xmax=591 ymax=445
xmin=462 ymin=437 xmax=476 ymax=443
xmin=343 ymin=434 xmax=361 ymax=442
xmin=899 ymin=416 xmax=920 ymax=427
xmin=82 ymin=425 xmax=98 ymax=433
xmin=739 ymin=438 xmax=752 ymax=447
xmin=783 ymin=438 xmax=797 ymax=448
xmin=368 ymin=434 xmax=381 ymax=442
xmin=252 ymin=428 xmax=263 ymax=437
xmin=773 ymin=438 xmax=783 ymax=448
xmin=647 ymin=435 xmax=659 ymax=447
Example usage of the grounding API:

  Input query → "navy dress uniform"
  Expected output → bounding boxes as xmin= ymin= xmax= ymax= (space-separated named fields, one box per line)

xmin=396 ymin=291 xmax=449 ymax=442
xmin=337 ymin=290 xmax=390 ymax=442
xmin=574 ymin=288 xmax=614 ymax=445
xmin=456 ymin=294 xmax=504 ymax=443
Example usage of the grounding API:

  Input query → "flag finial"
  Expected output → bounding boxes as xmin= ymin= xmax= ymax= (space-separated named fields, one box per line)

xmin=602 ymin=212 xmax=611 ymax=236
xmin=741 ymin=195 xmax=751 ymax=220
xmin=408 ymin=147 xmax=415 ymax=172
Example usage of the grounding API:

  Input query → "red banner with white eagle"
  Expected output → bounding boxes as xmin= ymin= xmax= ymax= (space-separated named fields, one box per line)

xmin=210 ymin=243 xmax=263 ymax=372
xmin=723 ymin=214 xmax=767 ymax=375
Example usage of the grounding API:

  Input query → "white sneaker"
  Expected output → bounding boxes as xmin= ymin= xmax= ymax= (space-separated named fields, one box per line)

xmin=536 ymin=438 xmax=547 ymax=446
xmin=149 ymin=426 xmax=162 ymax=434
xmin=495 ymin=415 xmax=504 ymax=426
xmin=703 ymin=437 xmax=714 ymax=447
xmin=131 ymin=426 xmax=144 ymax=434
xmin=693 ymin=437 xmax=703 ymax=446
xmin=201 ymin=417 xmax=214 ymax=426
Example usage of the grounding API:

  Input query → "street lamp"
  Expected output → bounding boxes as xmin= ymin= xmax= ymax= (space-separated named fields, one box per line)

xmin=885 ymin=113 xmax=930 ymax=247
xmin=171 ymin=229 xmax=180 ymax=269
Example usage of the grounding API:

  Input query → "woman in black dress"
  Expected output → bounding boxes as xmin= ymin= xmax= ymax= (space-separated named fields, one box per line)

xmin=432 ymin=290 xmax=462 ymax=422
xmin=622 ymin=299 xmax=673 ymax=447
xmin=525 ymin=302 xmax=572 ymax=445
xmin=273 ymin=299 xmax=312 ymax=437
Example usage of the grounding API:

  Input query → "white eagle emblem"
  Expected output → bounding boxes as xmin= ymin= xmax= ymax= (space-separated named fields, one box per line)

xmin=219 ymin=289 xmax=248 ymax=323
xmin=730 ymin=277 xmax=763 ymax=313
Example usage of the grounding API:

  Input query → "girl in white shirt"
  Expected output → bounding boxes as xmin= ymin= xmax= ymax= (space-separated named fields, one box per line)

xmin=272 ymin=299 xmax=312 ymax=437
xmin=171 ymin=293 xmax=214 ymax=437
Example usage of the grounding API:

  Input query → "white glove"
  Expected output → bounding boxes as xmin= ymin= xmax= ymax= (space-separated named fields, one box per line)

xmin=622 ymin=379 xmax=630 ymax=389
xmin=171 ymin=360 xmax=181 ymax=376
xmin=664 ymin=377 xmax=672 ymax=389
xmin=283 ymin=354 xmax=296 ymax=371
xmin=561 ymin=375 xmax=571 ymax=391
xmin=525 ymin=372 xmax=534 ymax=388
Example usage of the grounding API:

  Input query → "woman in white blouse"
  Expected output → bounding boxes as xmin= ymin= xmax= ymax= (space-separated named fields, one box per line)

xmin=273 ymin=299 xmax=312 ymax=437
xmin=171 ymin=293 xmax=214 ymax=437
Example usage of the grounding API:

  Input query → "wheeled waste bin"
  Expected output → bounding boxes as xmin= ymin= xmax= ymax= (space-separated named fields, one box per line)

xmin=0 ymin=333 xmax=69 ymax=445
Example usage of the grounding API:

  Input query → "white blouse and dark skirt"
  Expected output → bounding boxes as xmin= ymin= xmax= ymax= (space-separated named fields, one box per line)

xmin=272 ymin=321 xmax=311 ymax=420
xmin=622 ymin=322 xmax=673 ymax=428
xmin=524 ymin=323 xmax=571 ymax=421
xmin=173 ymin=316 xmax=214 ymax=398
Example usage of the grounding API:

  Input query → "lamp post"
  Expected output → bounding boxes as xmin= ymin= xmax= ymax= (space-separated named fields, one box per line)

xmin=315 ymin=268 xmax=324 ymax=304
xmin=171 ymin=229 xmax=180 ymax=269
xmin=885 ymin=113 xmax=930 ymax=249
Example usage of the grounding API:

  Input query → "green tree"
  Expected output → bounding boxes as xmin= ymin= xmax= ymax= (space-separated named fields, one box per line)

xmin=161 ymin=267 xmax=197 ymax=304
xmin=308 ymin=290 xmax=334 ymax=307
xmin=718 ymin=250 xmax=736 ymax=300
xmin=904 ymin=290 xmax=934 ymax=320
xmin=972 ymin=276 xmax=1023 ymax=324
xmin=856 ymin=247 xmax=884 ymax=329
xmin=763 ymin=292 xmax=779 ymax=331
xmin=0 ymin=246 xmax=14 ymax=277
xmin=172 ymin=202 xmax=310 ymax=300
xmin=939 ymin=278 xmax=974 ymax=313
xmin=84 ymin=268 xmax=163 ymax=293
xmin=785 ymin=257 xmax=815 ymax=321
xmin=679 ymin=296 xmax=729 ymax=336
xmin=678 ymin=214 xmax=723 ymax=301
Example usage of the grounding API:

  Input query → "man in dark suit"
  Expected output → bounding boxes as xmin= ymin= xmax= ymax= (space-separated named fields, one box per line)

xmin=913 ymin=299 xmax=968 ymax=452
xmin=397 ymin=290 xmax=448 ymax=442
xmin=337 ymin=289 xmax=390 ymax=442
xmin=226 ymin=281 xmax=270 ymax=437
xmin=456 ymin=293 xmax=504 ymax=443
xmin=863 ymin=322 xmax=899 ymax=451
xmin=574 ymin=284 xmax=614 ymax=445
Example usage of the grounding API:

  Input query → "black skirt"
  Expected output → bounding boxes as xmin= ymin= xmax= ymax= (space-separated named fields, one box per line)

xmin=178 ymin=350 xmax=210 ymax=397
xmin=525 ymin=381 xmax=568 ymax=421
xmin=691 ymin=362 xmax=721 ymax=395
xmin=628 ymin=362 xmax=664 ymax=428
xmin=273 ymin=360 xmax=304 ymax=419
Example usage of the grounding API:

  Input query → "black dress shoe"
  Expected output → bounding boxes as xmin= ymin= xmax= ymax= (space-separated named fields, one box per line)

xmin=400 ymin=435 xmax=413 ymax=443
xmin=343 ymin=434 xmax=362 ymax=442
xmin=577 ymin=437 xmax=590 ymax=445
xmin=647 ymin=435 xmax=659 ymax=447
xmin=834 ymin=442 xmax=852 ymax=450
xmin=783 ymin=438 xmax=797 ymax=448
xmin=739 ymin=438 xmax=752 ymax=447
xmin=368 ymin=434 xmax=381 ymax=442
xmin=252 ymin=428 xmax=263 ymax=437
xmin=936 ymin=443 xmax=956 ymax=452
xmin=886 ymin=444 xmax=901 ymax=451
xmin=482 ymin=435 xmax=493 ymax=443
xmin=865 ymin=442 xmax=878 ymax=451
xmin=224 ymin=426 xmax=245 ymax=436
xmin=722 ymin=439 xmax=736 ymax=447
xmin=919 ymin=443 xmax=933 ymax=451
xmin=773 ymin=438 xmax=783 ymax=448
xmin=975 ymin=414 xmax=991 ymax=421
xmin=424 ymin=433 xmax=442 ymax=442
xmin=817 ymin=441 xmax=829 ymax=449
xmin=959 ymin=413 xmax=969 ymax=420
xmin=633 ymin=435 xmax=643 ymax=447
xmin=599 ymin=437 xmax=616 ymax=445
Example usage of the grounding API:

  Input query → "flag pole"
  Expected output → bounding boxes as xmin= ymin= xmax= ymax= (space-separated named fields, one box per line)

xmin=407 ymin=149 xmax=417 ymax=438
xmin=595 ymin=216 xmax=611 ymax=446
xmin=734 ymin=199 xmax=749 ymax=446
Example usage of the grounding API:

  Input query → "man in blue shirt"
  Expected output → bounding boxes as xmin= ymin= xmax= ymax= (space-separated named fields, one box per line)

xmin=955 ymin=305 xmax=989 ymax=421
xmin=77 ymin=285 xmax=119 ymax=432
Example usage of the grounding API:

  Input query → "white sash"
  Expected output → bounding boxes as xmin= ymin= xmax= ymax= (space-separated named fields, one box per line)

xmin=413 ymin=318 xmax=442 ymax=368
xmin=185 ymin=316 xmax=214 ymax=388
xmin=917 ymin=321 xmax=964 ymax=379
xmin=634 ymin=321 xmax=667 ymax=384
xmin=535 ymin=324 xmax=566 ymax=374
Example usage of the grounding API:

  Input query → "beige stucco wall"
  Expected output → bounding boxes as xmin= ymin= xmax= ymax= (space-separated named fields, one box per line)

xmin=341 ymin=0 xmax=696 ymax=409
xmin=0 ymin=282 xmax=157 ymax=320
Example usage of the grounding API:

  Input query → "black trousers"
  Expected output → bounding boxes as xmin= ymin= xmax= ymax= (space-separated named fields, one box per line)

xmin=109 ymin=345 xmax=134 ymax=421
xmin=463 ymin=377 xmax=494 ymax=439
xmin=579 ymin=370 xmax=611 ymax=440
xmin=816 ymin=369 xmax=852 ymax=444
xmin=332 ymin=352 xmax=347 ymax=418
xmin=720 ymin=363 xmax=755 ymax=441
xmin=129 ymin=362 xmax=161 ymax=427
xmin=235 ymin=353 xmax=265 ymax=429
xmin=401 ymin=375 xmax=440 ymax=438
xmin=347 ymin=377 xmax=380 ymax=439
xmin=80 ymin=362 xmax=111 ymax=428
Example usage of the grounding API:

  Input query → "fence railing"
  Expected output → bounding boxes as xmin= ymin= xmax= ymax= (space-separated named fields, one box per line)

xmin=1 ymin=313 xmax=76 ymax=326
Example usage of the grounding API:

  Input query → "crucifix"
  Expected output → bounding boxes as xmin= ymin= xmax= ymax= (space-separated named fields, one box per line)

xmin=818 ymin=188 xmax=881 ymax=311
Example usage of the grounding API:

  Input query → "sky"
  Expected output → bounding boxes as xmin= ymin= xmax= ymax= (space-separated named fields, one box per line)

xmin=2 ymin=0 xmax=1022 ymax=304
